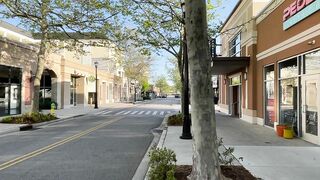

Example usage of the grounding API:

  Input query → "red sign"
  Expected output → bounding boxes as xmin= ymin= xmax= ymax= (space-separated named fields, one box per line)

xmin=283 ymin=0 xmax=315 ymax=21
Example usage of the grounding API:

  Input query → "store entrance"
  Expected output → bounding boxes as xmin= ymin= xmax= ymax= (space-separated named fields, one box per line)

xmin=230 ymin=85 xmax=241 ymax=117
xmin=301 ymin=75 xmax=320 ymax=144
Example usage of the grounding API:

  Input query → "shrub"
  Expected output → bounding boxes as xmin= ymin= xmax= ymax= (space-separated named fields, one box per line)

xmin=167 ymin=114 xmax=183 ymax=126
xmin=148 ymin=147 xmax=177 ymax=180
xmin=1 ymin=112 xmax=57 ymax=124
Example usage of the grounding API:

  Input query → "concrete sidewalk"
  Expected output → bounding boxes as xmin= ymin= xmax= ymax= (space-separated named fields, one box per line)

xmin=161 ymin=111 xmax=320 ymax=180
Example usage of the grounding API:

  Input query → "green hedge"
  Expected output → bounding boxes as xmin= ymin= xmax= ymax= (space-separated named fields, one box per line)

xmin=1 ymin=112 xmax=57 ymax=124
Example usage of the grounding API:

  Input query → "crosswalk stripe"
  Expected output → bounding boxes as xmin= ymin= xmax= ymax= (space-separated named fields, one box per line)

xmin=145 ymin=111 xmax=151 ymax=115
xmin=115 ymin=111 xmax=125 ymax=115
xmin=160 ymin=111 xmax=164 ymax=115
xmin=123 ymin=111 xmax=131 ymax=115
xmin=138 ymin=111 xmax=144 ymax=115
xmin=167 ymin=111 xmax=171 ymax=114
xmin=131 ymin=111 xmax=138 ymax=115
xmin=103 ymin=111 xmax=112 ymax=115
xmin=152 ymin=111 xmax=158 ymax=115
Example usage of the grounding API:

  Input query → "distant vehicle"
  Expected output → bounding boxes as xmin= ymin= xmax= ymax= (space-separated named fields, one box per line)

xmin=161 ymin=94 xmax=167 ymax=98
xmin=174 ymin=94 xmax=181 ymax=98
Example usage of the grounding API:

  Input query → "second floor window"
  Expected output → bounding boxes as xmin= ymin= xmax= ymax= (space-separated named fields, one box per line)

xmin=229 ymin=33 xmax=241 ymax=57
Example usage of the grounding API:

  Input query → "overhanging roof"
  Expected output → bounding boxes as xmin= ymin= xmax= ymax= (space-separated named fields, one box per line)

xmin=211 ymin=57 xmax=250 ymax=75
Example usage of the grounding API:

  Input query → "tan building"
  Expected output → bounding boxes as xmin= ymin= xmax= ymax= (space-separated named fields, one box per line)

xmin=0 ymin=21 xmax=128 ymax=117
xmin=218 ymin=0 xmax=320 ymax=144
xmin=217 ymin=0 xmax=271 ymax=124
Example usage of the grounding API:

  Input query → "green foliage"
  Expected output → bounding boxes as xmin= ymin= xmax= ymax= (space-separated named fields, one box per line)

xmin=167 ymin=113 xmax=183 ymax=126
xmin=1 ymin=113 xmax=57 ymax=124
xmin=148 ymin=147 xmax=177 ymax=180
xmin=155 ymin=76 xmax=170 ymax=94
xmin=167 ymin=58 xmax=182 ymax=93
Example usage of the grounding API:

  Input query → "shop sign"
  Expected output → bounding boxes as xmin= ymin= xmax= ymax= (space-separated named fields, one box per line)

xmin=212 ymin=75 xmax=218 ymax=88
xmin=283 ymin=0 xmax=319 ymax=30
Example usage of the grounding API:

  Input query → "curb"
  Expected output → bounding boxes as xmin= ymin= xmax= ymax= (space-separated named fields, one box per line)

xmin=132 ymin=112 xmax=176 ymax=180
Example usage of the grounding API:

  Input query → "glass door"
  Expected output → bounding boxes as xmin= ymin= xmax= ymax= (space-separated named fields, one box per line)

xmin=302 ymin=75 xmax=320 ymax=144
xmin=0 ymin=85 xmax=9 ymax=116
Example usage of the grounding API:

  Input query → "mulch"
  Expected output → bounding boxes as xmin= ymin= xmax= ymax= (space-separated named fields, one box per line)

xmin=175 ymin=165 xmax=257 ymax=180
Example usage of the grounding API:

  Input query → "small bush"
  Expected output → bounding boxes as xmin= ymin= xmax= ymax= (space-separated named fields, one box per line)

xmin=167 ymin=114 xmax=183 ymax=126
xmin=148 ymin=147 xmax=177 ymax=180
xmin=1 ymin=112 xmax=57 ymax=124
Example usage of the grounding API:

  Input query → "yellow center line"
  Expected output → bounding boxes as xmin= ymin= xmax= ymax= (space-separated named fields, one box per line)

xmin=0 ymin=117 xmax=122 ymax=171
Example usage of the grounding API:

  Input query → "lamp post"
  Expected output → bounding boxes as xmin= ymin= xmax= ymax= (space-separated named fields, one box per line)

xmin=94 ymin=61 xmax=99 ymax=109
xmin=180 ymin=2 xmax=192 ymax=140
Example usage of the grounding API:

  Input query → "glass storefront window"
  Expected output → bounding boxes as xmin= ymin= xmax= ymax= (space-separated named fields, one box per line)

xmin=229 ymin=33 xmax=241 ymax=57
xmin=279 ymin=58 xmax=298 ymax=78
xmin=230 ymin=76 xmax=241 ymax=86
xmin=264 ymin=65 xmax=275 ymax=127
xmin=304 ymin=50 xmax=320 ymax=75
xmin=279 ymin=78 xmax=298 ymax=126
xmin=0 ymin=65 xmax=21 ymax=116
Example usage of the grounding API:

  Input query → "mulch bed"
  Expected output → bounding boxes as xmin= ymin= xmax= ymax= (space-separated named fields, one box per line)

xmin=175 ymin=165 xmax=257 ymax=180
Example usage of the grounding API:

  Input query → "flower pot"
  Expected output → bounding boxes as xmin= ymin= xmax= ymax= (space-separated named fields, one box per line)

xmin=276 ymin=125 xmax=286 ymax=137
xmin=283 ymin=128 xmax=294 ymax=139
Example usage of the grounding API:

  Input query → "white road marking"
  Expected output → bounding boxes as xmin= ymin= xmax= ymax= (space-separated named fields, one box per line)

xmin=103 ymin=111 xmax=112 ymax=115
xmin=145 ymin=111 xmax=151 ymax=115
xmin=115 ymin=111 xmax=126 ymax=115
xmin=160 ymin=111 xmax=164 ymax=115
xmin=167 ymin=111 xmax=171 ymax=114
xmin=123 ymin=111 xmax=131 ymax=115
xmin=152 ymin=111 xmax=158 ymax=115
xmin=138 ymin=111 xmax=144 ymax=115
xmin=131 ymin=111 xmax=138 ymax=115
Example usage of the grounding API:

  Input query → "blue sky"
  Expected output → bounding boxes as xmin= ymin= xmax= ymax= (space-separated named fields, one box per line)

xmin=150 ymin=0 xmax=239 ymax=85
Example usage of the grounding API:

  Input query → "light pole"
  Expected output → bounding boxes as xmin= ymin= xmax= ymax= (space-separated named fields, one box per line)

xmin=180 ymin=2 xmax=192 ymax=140
xmin=94 ymin=61 xmax=99 ymax=109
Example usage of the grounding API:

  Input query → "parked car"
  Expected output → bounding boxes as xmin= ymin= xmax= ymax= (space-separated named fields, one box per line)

xmin=174 ymin=94 xmax=181 ymax=98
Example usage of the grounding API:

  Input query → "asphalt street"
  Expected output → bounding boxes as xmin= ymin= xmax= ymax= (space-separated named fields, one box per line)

xmin=0 ymin=97 xmax=180 ymax=180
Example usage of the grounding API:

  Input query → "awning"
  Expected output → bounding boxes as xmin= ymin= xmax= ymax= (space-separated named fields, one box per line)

xmin=211 ymin=57 xmax=250 ymax=75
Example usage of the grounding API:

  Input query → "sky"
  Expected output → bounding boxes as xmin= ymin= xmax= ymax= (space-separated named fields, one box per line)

xmin=150 ymin=0 xmax=239 ymax=85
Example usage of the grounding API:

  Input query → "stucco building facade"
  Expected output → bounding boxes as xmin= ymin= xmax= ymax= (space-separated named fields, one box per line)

xmin=0 ymin=21 xmax=129 ymax=117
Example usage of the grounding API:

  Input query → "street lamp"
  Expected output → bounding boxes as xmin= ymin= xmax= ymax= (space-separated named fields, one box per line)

xmin=180 ymin=2 xmax=192 ymax=140
xmin=94 ymin=61 xmax=99 ymax=109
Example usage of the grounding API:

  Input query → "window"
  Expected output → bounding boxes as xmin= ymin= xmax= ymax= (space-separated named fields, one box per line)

xmin=229 ymin=33 xmax=241 ymax=57
xmin=304 ymin=50 xmax=320 ymax=75
xmin=264 ymin=65 xmax=275 ymax=127
xmin=279 ymin=58 xmax=299 ymax=129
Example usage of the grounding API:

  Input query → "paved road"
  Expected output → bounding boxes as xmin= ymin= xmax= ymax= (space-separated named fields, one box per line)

xmin=0 ymin=98 xmax=180 ymax=180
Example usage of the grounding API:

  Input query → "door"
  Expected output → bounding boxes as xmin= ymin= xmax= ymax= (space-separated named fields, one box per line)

xmin=302 ymin=75 xmax=320 ymax=144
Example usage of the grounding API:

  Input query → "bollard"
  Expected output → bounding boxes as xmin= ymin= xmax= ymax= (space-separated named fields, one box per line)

xmin=50 ymin=102 xmax=56 ymax=115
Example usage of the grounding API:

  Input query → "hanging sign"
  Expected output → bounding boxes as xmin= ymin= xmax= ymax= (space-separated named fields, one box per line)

xmin=283 ymin=0 xmax=320 ymax=30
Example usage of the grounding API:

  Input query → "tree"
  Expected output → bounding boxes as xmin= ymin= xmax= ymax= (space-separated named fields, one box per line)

xmin=120 ymin=0 xmax=219 ymax=123
xmin=0 ymin=0 xmax=119 ymax=112
xmin=167 ymin=58 xmax=182 ymax=93
xmin=123 ymin=47 xmax=151 ymax=85
xmin=185 ymin=0 xmax=223 ymax=179
xmin=155 ymin=76 xmax=170 ymax=95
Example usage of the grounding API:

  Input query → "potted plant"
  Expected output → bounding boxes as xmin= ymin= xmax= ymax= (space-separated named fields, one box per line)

xmin=276 ymin=124 xmax=287 ymax=137
xmin=283 ymin=126 xmax=294 ymax=139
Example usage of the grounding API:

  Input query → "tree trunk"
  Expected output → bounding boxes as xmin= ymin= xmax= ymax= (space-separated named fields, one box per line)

xmin=32 ymin=25 xmax=48 ymax=112
xmin=32 ymin=37 xmax=48 ymax=113
xmin=185 ymin=0 xmax=223 ymax=179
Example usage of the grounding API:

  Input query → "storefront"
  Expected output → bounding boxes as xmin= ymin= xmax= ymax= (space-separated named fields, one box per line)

xmin=256 ymin=0 xmax=320 ymax=144
xmin=0 ymin=65 xmax=22 ymax=116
